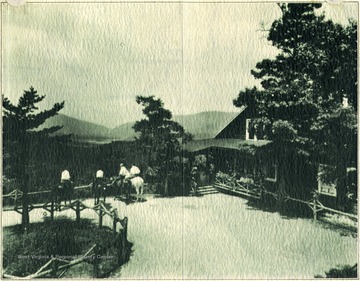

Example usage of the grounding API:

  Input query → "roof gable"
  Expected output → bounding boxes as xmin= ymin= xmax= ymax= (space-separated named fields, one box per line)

xmin=214 ymin=106 xmax=249 ymax=139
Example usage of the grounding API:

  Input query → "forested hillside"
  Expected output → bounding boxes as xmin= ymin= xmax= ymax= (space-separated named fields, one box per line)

xmin=40 ymin=111 xmax=239 ymax=141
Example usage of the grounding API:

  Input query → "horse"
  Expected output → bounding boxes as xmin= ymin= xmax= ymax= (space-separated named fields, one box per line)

xmin=93 ymin=178 xmax=107 ymax=205
xmin=128 ymin=176 xmax=145 ymax=202
xmin=52 ymin=180 xmax=73 ymax=210
xmin=111 ymin=175 xmax=145 ymax=202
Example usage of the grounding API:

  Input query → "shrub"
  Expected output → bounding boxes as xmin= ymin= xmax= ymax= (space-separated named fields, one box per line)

xmin=3 ymin=218 xmax=116 ymax=277
xmin=324 ymin=264 xmax=357 ymax=278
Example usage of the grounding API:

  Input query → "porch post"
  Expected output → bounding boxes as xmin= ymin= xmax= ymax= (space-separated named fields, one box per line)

xmin=233 ymin=157 xmax=237 ymax=173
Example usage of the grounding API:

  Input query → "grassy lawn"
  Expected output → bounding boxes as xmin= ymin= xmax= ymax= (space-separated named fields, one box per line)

xmin=3 ymin=217 xmax=130 ymax=278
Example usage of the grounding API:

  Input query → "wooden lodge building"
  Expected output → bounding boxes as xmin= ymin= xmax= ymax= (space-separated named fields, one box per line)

xmin=184 ymin=106 xmax=356 ymax=212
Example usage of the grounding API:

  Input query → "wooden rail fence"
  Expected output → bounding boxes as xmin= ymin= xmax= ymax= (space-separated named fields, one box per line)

xmin=2 ymin=183 xmax=131 ymax=278
xmin=214 ymin=179 xmax=358 ymax=222
xmin=2 ymin=183 xmax=94 ymax=211
xmin=3 ymin=199 xmax=129 ymax=279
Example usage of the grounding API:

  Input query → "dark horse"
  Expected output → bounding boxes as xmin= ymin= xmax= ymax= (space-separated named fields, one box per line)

xmin=93 ymin=178 xmax=107 ymax=205
xmin=52 ymin=180 xmax=73 ymax=210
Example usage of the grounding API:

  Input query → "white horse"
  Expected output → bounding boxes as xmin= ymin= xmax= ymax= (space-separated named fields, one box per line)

xmin=124 ymin=167 xmax=144 ymax=202
xmin=127 ymin=176 xmax=144 ymax=202
xmin=111 ymin=170 xmax=145 ymax=202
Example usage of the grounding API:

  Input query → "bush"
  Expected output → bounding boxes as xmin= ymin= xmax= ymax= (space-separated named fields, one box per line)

xmin=215 ymin=171 xmax=236 ymax=184
xmin=3 ymin=218 xmax=117 ymax=277
xmin=324 ymin=264 xmax=357 ymax=278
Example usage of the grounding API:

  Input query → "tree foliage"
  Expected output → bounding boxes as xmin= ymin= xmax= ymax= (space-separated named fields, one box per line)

xmin=133 ymin=95 xmax=192 ymax=195
xmin=3 ymin=87 xmax=64 ymax=230
xmin=233 ymin=4 xmax=357 ymax=206
xmin=3 ymin=87 xmax=65 ymax=178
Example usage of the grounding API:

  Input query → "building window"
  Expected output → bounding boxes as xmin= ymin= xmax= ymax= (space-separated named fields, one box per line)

xmin=246 ymin=119 xmax=257 ymax=141
xmin=265 ymin=163 xmax=277 ymax=182
xmin=317 ymin=164 xmax=337 ymax=197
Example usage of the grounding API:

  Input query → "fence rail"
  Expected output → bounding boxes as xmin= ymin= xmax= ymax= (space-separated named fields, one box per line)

xmin=214 ymin=179 xmax=358 ymax=222
xmin=3 ymin=198 xmax=129 ymax=279
xmin=3 ymin=183 xmax=93 ymax=199
xmin=2 ymin=182 xmax=130 ymax=279
xmin=2 ymin=182 xmax=104 ymax=211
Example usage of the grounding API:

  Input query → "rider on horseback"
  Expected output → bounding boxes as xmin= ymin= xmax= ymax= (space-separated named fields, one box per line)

xmin=116 ymin=163 xmax=129 ymax=199
xmin=114 ymin=163 xmax=142 ymax=201
xmin=56 ymin=169 xmax=73 ymax=210
xmin=124 ymin=165 xmax=141 ymax=200
xmin=93 ymin=169 xmax=105 ymax=204
xmin=61 ymin=169 xmax=71 ymax=183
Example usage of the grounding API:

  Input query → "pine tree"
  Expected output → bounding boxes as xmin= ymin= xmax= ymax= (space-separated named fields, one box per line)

xmin=233 ymin=4 xmax=357 ymax=208
xmin=3 ymin=87 xmax=64 ymax=231
xmin=133 ymin=96 xmax=192 ymax=196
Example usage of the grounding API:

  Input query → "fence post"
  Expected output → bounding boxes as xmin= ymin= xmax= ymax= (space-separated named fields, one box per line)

xmin=99 ymin=207 xmax=103 ymax=229
xmin=259 ymin=185 xmax=264 ymax=204
xmin=276 ymin=189 xmax=284 ymax=211
xmin=14 ymin=190 xmax=18 ymax=205
xmin=123 ymin=217 xmax=128 ymax=241
xmin=121 ymin=230 xmax=127 ymax=263
xmin=50 ymin=199 xmax=54 ymax=221
xmin=120 ymin=217 xmax=128 ymax=262
xmin=51 ymin=259 xmax=58 ymax=278
xmin=113 ymin=209 xmax=118 ymax=237
xmin=115 ymin=234 xmax=122 ymax=265
xmin=93 ymin=246 xmax=100 ymax=278
xmin=313 ymin=194 xmax=317 ymax=221
xmin=76 ymin=200 xmax=80 ymax=224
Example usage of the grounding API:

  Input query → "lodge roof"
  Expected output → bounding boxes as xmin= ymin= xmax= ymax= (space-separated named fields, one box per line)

xmin=214 ymin=106 xmax=247 ymax=139
xmin=183 ymin=138 xmax=271 ymax=153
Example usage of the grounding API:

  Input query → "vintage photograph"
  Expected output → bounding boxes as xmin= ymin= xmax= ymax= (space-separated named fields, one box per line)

xmin=1 ymin=1 xmax=358 ymax=279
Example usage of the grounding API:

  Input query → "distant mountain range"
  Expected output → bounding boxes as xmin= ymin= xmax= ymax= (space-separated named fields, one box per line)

xmin=40 ymin=111 xmax=239 ymax=142
xmin=39 ymin=114 xmax=111 ymax=138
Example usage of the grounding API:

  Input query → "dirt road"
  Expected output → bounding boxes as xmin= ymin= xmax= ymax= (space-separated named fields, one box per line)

xmin=2 ymin=194 xmax=357 ymax=279
xmin=110 ymin=194 xmax=357 ymax=279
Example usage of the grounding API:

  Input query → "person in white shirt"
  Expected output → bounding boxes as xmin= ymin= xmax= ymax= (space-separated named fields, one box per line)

xmin=130 ymin=165 xmax=141 ymax=176
xmin=122 ymin=165 xmax=141 ymax=201
xmin=93 ymin=169 xmax=106 ymax=204
xmin=61 ymin=170 xmax=71 ymax=182
xmin=96 ymin=170 xmax=104 ymax=179
xmin=117 ymin=163 xmax=129 ymax=199
xmin=119 ymin=163 xmax=129 ymax=178
xmin=57 ymin=169 xmax=73 ymax=208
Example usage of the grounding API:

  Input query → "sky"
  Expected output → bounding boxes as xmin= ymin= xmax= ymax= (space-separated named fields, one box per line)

xmin=2 ymin=1 xmax=358 ymax=128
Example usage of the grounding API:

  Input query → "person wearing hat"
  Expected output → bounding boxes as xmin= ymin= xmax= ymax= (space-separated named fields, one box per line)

xmin=118 ymin=163 xmax=129 ymax=198
xmin=57 ymin=169 xmax=73 ymax=209
xmin=130 ymin=165 xmax=141 ymax=176
xmin=93 ymin=169 xmax=105 ymax=204
xmin=61 ymin=169 xmax=71 ymax=183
